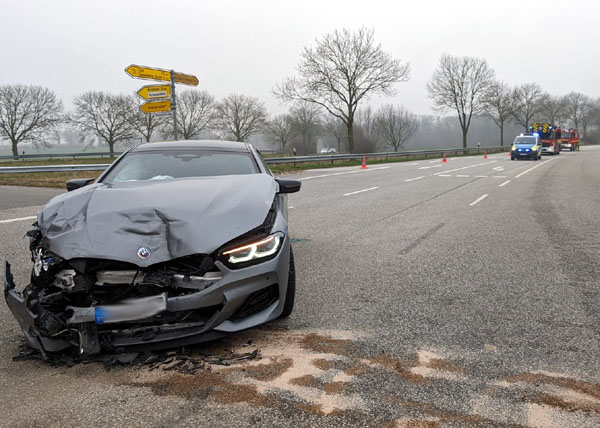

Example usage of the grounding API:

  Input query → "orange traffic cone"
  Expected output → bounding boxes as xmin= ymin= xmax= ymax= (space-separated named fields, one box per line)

xmin=360 ymin=154 xmax=367 ymax=169
xmin=484 ymin=150 xmax=488 ymax=160
xmin=442 ymin=152 xmax=447 ymax=163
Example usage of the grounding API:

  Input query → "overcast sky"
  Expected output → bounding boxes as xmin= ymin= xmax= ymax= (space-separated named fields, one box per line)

xmin=1 ymin=0 xmax=597 ymax=116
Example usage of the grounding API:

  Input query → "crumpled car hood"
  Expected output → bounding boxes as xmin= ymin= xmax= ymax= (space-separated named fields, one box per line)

xmin=37 ymin=175 xmax=277 ymax=267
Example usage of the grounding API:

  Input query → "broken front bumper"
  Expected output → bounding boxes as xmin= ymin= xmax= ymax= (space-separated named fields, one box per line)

xmin=4 ymin=237 xmax=291 ymax=355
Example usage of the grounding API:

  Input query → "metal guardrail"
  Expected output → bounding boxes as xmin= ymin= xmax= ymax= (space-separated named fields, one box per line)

xmin=0 ymin=152 xmax=124 ymax=161
xmin=265 ymin=146 xmax=509 ymax=166
xmin=0 ymin=146 xmax=510 ymax=174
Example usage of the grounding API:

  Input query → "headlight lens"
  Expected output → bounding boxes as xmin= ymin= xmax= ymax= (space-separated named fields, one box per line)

xmin=222 ymin=232 xmax=284 ymax=264
xmin=531 ymin=145 xmax=538 ymax=151
xmin=511 ymin=145 xmax=517 ymax=151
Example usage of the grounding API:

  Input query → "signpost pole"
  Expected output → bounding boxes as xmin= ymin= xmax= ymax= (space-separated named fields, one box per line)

xmin=170 ymin=70 xmax=178 ymax=141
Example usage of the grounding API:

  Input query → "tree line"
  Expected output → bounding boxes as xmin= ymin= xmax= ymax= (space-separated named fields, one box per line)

xmin=1 ymin=27 xmax=599 ymax=156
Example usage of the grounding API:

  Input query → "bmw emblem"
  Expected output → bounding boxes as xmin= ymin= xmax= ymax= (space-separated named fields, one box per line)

xmin=137 ymin=246 xmax=151 ymax=260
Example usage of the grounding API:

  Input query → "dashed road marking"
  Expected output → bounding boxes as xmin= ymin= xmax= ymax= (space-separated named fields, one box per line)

xmin=515 ymin=158 xmax=556 ymax=178
xmin=469 ymin=194 xmax=489 ymax=206
xmin=434 ymin=160 xmax=496 ymax=176
xmin=456 ymin=174 xmax=470 ymax=178
xmin=302 ymin=166 xmax=391 ymax=181
xmin=438 ymin=174 xmax=452 ymax=177
xmin=405 ymin=176 xmax=425 ymax=182
xmin=343 ymin=186 xmax=379 ymax=196
xmin=499 ymin=180 xmax=510 ymax=187
xmin=0 ymin=215 xmax=37 ymax=224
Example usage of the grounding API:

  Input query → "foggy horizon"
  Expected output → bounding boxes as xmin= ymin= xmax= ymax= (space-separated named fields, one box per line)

xmin=1 ymin=0 xmax=598 ymax=117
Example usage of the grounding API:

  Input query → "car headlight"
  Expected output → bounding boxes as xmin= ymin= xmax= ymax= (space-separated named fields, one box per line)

xmin=531 ymin=145 xmax=538 ymax=151
xmin=511 ymin=145 xmax=517 ymax=151
xmin=221 ymin=232 xmax=284 ymax=265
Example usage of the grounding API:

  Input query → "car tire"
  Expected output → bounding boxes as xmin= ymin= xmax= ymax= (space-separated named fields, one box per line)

xmin=279 ymin=246 xmax=296 ymax=319
xmin=511 ymin=156 xmax=515 ymax=160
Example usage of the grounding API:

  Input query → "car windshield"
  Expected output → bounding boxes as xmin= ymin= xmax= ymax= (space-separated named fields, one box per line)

xmin=101 ymin=150 xmax=259 ymax=183
xmin=514 ymin=137 xmax=536 ymax=144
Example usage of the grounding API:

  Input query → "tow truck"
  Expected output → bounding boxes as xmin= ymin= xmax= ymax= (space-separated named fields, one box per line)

xmin=530 ymin=123 xmax=560 ymax=155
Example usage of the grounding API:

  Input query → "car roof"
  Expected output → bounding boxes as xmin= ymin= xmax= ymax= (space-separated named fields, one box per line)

xmin=132 ymin=140 xmax=251 ymax=153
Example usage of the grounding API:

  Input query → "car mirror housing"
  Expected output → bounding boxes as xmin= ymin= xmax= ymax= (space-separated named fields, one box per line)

xmin=66 ymin=178 xmax=95 ymax=192
xmin=276 ymin=178 xmax=301 ymax=194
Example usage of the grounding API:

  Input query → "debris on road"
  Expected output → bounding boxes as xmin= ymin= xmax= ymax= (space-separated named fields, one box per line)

xmin=12 ymin=340 xmax=261 ymax=374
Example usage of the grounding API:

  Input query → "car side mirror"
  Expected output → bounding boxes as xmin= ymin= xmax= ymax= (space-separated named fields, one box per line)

xmin=276 ymin=178 xmax=301 ymax=194
xmin=66 ymin=178 xmax=95 ymax=192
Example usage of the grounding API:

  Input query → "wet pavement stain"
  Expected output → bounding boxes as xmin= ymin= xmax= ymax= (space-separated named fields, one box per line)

xmin=119 ymin=330 xmax=600 ymax=427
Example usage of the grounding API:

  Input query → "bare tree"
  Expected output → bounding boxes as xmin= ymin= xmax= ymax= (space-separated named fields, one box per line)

xmin=564 ymin=92 xmax=592 ymax=136
xmin=323 ymin=116 xmax=347 ymax=152
xmin=354 ymin=106 xmax=380 ymax=153
xmin=71 ymin=91 xmax=133 ymax=155
xmin=376 ymin=104 xmax=418 ymax=151
xmin=174 ymin=90 xmax=217 ymax=139
xmin=274 ymin=27 xmax=410 ymax=153
xmin=539 ymin=94 xmax=567 ymax=126
xmin=265 ymin=114 xmax=293 ymax=153
xmin=427 ymin=54 xmax=495 ymax=148
xmin=483 ymin=82 xmax=515 ymax=146
xmin=289 ymin=103 xmax=322 ymax=155
xmin=127 ymin=95 xmax=168 ymax=142
xmin=0 ymin=84 xmax=64 ymax=156
xmin=512 ymin=83 xmax=546 ymax=132
xmin=214 ymin=94 xmax=268 ymax=142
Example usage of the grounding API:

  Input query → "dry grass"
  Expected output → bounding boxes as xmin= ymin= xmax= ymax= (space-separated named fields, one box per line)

xmin=0 ymin=171 xmax=102 ymax=188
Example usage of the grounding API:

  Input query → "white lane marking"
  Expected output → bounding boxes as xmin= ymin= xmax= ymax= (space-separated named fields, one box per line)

xmin=456 ymin=174 xmax=470 ymax=178
xmin=418 ymin=166 xmax=431 ymax=170
xmin=475 ymin=175 xmax=488 ymax=178
xmin=492 ymin=176 xmax=507 ymax=178
xmin=405 ymin=176 xmax=425 ymax=182
xmin=433 ymin=160 xmax=496 ymax=176
xmin=289 ymin=206 xmax=295 ymax=209
xmin=499 ymin=180 xmax=511 ymax=187
xmin=0 ymin=215 xmax=37 ymax=224
xmin=302 ymin=165 xmax=391 ymax=180
xmin=406 ymin=162 xmax=419 ymax=166
xmin=429 ymin=160 xmax=439 ymax=163
xmin=469 ymin=194 xmax=489 ymax=206
xmin=343 ymin=186 xmax=379 ymax=196
xmin=431 ymin=165 xmax=442 ymax=168
xmin=438 ymin=174 xmax=452 ymax=177
xmin=515 ymin=158 xmax=555 ymax=178
xmin=492 ymin=166 xmax=504 ymax=171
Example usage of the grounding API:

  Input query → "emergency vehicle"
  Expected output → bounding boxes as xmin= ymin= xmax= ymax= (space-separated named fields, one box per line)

xmin=529 ymin=123 xmax=561 ymax=155
xmin=562 ymin=129 xmax=580 ymax=151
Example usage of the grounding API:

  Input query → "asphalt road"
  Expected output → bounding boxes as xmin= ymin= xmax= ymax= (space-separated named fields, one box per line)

xmin=1 ymin=149 xmax=599 ymax=427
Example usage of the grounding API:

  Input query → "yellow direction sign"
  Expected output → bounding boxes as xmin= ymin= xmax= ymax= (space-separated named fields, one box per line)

xmin=173 ymin=72 xmax=199 ymax=86
xmin=140 ymin=100 xmax=172 ymax=113
xmin=137 ymin=84 xmax=171 ymax=100
xmin=125 ymin=65 xmax=170 ymax=82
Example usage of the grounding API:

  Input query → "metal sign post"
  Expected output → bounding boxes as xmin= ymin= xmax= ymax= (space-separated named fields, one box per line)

xmin=170 ymin=70 xmax=178 ymax=141
xmin=125 ymin=64 xmax=198 ymax=142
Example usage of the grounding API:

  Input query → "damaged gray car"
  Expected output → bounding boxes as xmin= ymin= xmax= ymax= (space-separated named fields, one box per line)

xmin=4 ymin=140 xmax=301 ymax=356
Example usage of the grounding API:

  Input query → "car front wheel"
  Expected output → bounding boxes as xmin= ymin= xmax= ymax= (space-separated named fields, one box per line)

xmin=279 ymin=246 xmax=296 ymax=318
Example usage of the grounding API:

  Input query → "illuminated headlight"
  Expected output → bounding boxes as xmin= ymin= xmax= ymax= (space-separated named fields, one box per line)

xmin=222 ymin=232 xmax=284 ymax=264
xmin=531 ymin=146 xmax=538 ymax=151
xmin=511 ymin=145 xmax=517 ymax=151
